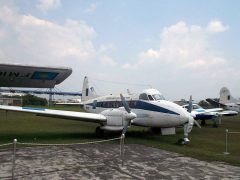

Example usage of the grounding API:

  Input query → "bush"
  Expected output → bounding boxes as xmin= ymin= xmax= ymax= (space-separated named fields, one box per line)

xmin=23 ymin=94 xmax=47 ymax=106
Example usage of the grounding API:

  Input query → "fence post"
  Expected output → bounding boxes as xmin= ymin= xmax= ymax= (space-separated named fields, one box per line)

xmin=223 ymin=129 xmax=229 ymax=155
xmin=12 ymin=139 xmax=17 ymax=180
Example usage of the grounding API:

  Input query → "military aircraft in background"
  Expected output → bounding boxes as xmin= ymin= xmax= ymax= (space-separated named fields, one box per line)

xmin=206 ymin=87 xmax=240 ymax=113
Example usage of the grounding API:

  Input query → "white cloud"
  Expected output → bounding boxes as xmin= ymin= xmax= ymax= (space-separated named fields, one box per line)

xmin=0 ymin=2 xmax=119 ymax=96
xmin=206 ymin=20 xmax=229 ymax=33
xmin=122 ymin=63 xmax=131 ymax=69
xmin=133 ymin=20 xmax=229 ymax=70
xmin=0 ymin=28 xmax=6 ymax=39
xmin=100 ymin=55 xmax=117 ymax=66
xmin=84 ymin=3 xmax=98 ymax=14
xmin=37 ymin=0 xmax=61 ymax=13
xmin=0 ymin=4 xmax=98 ymax=66
xmin=140 ymin=49 xmax=159 ymax=58
xmin=99 ymin=43 xmax=116 ymax=53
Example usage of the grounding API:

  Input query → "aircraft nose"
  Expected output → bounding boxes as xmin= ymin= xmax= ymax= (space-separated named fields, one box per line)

xmin=125 ymin=112 xmax=137 ymax=120
xmin=179 ymin=107 xmax=191 ymax=123
xmin=165 ymin=101 xmax=190 ymax=124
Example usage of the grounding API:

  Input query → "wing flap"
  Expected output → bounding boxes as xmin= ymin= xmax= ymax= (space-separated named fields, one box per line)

xmin=0 ymin=105 xmax=106 ymax=123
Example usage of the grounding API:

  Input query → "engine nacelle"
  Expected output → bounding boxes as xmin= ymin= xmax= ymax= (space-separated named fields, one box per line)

xmin=100 ymin=109 xmax=129 ymax=127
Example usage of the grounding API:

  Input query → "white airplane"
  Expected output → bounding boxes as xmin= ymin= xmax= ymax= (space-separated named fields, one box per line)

xmin=182 ymin=103 xmax=238 ymax=126
xmin=206 ymin=87 xmax=240 ymax=113
xmin=0 ymin=76 xmax=199 ymax=144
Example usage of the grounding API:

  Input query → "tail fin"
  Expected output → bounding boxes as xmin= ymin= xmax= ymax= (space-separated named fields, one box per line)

xmin=219 ymin=87 xmax=237 ymax=104
xmin=81 ymin=76 xmax=98 ymax=102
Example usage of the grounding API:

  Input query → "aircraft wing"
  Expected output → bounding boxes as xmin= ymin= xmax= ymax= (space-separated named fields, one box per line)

xmin=218 ymin=110 xmax=238 ymax=116
xmin=191 ymin=110 xmax=217 ymax=120
xmin=0 ymin=105 xmax=107 ymax=123
xmin=0 ymin=63 xmax=72 ymax=88
xmin=206 ymin=98 xmax=226 ymax=108
xmin=204 ymin=108 xmax=223 ymax=113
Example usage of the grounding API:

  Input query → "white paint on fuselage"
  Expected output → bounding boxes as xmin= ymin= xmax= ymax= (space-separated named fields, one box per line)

xmin=225 ymin=103 xmax=240 ymax=112
xmin=83 ymin=92 xmax=190 ymax=128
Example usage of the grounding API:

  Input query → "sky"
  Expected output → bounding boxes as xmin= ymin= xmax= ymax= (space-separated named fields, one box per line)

xmin=0 ymin=0 xmax=240 ymax=101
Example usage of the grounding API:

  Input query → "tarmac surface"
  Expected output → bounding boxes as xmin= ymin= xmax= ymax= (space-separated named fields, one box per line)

xmin=0 ymin=143 xmax=240 ymax=179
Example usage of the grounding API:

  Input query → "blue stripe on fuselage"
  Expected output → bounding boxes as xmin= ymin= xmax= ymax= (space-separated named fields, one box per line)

xmin=137 ymin=101 xmax=179 ymax=115
xmin=22 ymin=107 xmax=45 ymax=111
xmin=86 ymin=100 xmax=179 ymax=115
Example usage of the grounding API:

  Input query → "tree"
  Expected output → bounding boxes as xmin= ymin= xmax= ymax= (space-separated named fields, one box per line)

xmin=22 ymin=94 xmax=47 ymax=106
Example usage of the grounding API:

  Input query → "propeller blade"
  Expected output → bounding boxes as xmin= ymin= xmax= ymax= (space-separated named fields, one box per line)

xmin=120 ymin=94 xmax=131 ymax=113
xmin=194 ymin=120 xmax=201 ymax=128
xmin=188 ymin=95 xmax=193 ymax=113
xmin=120 ymin=94 xmax=137 ymax=135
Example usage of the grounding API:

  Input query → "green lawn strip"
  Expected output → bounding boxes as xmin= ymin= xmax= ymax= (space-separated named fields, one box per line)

xmin=0 ymin=106 xmax=239 ymax=166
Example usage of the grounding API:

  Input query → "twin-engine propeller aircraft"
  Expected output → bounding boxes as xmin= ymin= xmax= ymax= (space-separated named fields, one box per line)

xmin=0 ymin=76 xmax=199 ymax=144
xmin=182 ymin=103 xmax=238 ymax=126
xmin=206 ymin=87 xmax=240 ymax=113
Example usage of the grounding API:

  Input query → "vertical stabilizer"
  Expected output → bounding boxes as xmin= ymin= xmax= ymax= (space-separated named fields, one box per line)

xmin=81 ymin=76 xmax=98 ymax=102
xmin=220 ymin=87 xmax=237 ymax=104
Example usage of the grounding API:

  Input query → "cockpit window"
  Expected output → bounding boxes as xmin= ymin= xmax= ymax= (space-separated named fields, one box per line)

xmin=148 ymin=95 xmax=154 ymax=101
xmin=184 ymin=104 xmax=202 ymax=110
xmin=193 ymin=104 xmax=202 ymax=109
xmin=139 ymin=93 xmax=149 ymax=100
xmin=152 ymin=94 xmax=165 ymax=100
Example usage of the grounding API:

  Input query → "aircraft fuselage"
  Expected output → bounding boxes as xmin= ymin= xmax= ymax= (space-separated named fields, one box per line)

xmin=83 ymin=93 xmax=190 ymax=128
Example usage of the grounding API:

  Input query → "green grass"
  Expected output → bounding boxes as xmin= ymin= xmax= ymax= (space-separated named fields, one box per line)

xmin=0 ymin=105 xmax=240 ymax=166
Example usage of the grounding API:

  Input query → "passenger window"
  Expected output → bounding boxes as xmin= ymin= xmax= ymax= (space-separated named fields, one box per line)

xmin=139 ymin=93 xmax=149 ymax=100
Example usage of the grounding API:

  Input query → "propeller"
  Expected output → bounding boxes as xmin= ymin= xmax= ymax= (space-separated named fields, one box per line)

xmin=188 ymin=95 xmax=201 ymax=128
xmin=120 ymin=94 xmax=131 ymax=113
xmin=187 ymin=95 xmax=193 ymax=113
xmin=120 ymin=94 xmax=137 ymax=135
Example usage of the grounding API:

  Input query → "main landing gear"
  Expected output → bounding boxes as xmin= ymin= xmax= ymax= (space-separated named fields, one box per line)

xmin=177 ymin=137 xmax=190 ymax=145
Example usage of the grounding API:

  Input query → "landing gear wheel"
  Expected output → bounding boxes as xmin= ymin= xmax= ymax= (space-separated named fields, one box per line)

xmin=177 ymin=138 xmax=189 ymax=145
